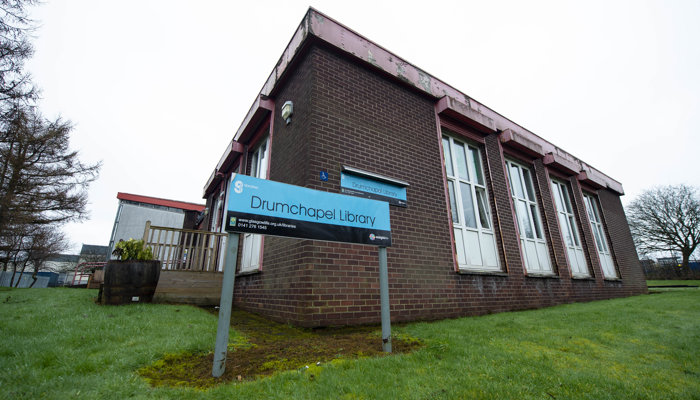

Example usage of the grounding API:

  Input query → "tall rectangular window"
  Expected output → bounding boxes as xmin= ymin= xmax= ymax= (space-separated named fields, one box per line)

xmin=551 ymin=180 xmax=589 ymax=277
xmin=240 ymin=136 xmax=269 ymax=273
xmin=583 ymin=194 xmax=617 ymax=278
xmin=442 ymin=134 xmax=499 ymax=271
xmin=505 ymin=159 xmax=552 ymax=274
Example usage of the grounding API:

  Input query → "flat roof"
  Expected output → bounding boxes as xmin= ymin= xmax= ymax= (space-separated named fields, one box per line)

xmin=223 ymin=7 xmax=623 ymax=195
xmin=117 ymin=192 xmax=205 ymax=212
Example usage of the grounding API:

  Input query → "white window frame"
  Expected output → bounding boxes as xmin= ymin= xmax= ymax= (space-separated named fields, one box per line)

xmin=505 ymin=159 xmax=552 ymax=274
xmin=240 ymin=136 xmax=269 ymax=273
xmin=583 ymin=193 xmax=617 ymax=279
xmin=441 ymin=134 xmax=500 ymax=271
xmin=551 ymin=179 xmax=589 ymax=277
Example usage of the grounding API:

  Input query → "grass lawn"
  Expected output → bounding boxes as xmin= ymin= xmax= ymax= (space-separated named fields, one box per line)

xmin=1 ymin=287 xmax=699 ymax=399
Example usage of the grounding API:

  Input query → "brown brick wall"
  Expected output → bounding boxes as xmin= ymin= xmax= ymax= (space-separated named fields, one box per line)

xmin=231 ymin=44 xmax=316 ymax=326
xmin=598 ymin=189 xmax=647 ymax=292
xmin=533 ymin=160 xmax=570 ymax=278
xmin=230 ymin=44 xmax=647 ymax=327
xmin=483 ymin=134 xmax=524 ymax=276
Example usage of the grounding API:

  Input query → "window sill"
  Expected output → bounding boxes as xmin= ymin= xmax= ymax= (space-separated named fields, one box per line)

xmin=526 ymin=273 xmax=559 ymax=279
xmin=458 ymin=269 xmax=508 ymax=277
xmin=571 ymin=275 xmax=594 ymax=280
xmin=603 ymin=277 xmax=622 ymax=282
xmin=236 ymin=270 xmax=261 ymax=277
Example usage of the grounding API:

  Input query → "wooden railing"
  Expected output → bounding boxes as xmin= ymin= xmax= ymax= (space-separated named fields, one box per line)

xmin=142 ymin=222 xmax=227 ymax=272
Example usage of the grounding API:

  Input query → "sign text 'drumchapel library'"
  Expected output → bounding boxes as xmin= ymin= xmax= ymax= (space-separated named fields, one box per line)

xmin=340 ymin=171 xmax=407 ymax=207
xmin=226 ymin=174 xmax=391 ymax=246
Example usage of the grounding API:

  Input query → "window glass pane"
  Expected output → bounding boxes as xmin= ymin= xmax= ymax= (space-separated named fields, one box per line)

xmin=250 ymin=152 xmax=259 ymax=177
xmin=523 ymin=168 xmax=536 ymax=202
xmin=258 ymin=142 xmax=268 ymax=179
xmin=460 ymin=182 xmax=477 ymax=228
xmin=469 ymin=147 xmax=484 ymax=185
xmin=551 ymin=182 xmax=564 ymax=211
xmin=442 ymin=137 xmax=453 ymax=177
xmin=559 ymin=213 xmax=573 ymax=246
xmin=584 ymin=196 xmax=595 ymax=223
xmin=517 ymin=200 xmax=534 ymax=238
xmin=591 ymin=199 xmax=601 ymax=223
xmin=454 ymin=143 xmax=469 ymax=180
xmin=476 ymin=188 xmax=490 ymax=229
xmin=592 ymin=225 xmax=604 ymax=249
xmin=597 ymin=226 xmax=609 ymax=252
xmin=569 ymin=216 xmax=580 ymax=246
xmin=561 ymin=185 xmax=573 ymax=214
xmin=453 ymin=228 xmax=466 ymax=265
xmin=448 ymin=180 xmax=458 ymax=223
xmin=509 ymin=164 xmax=525 ymax=199
xmin=506 ymin=167 xmax=514 ymax=196
xmin=530 ymin=204 xmax=543 ymax=239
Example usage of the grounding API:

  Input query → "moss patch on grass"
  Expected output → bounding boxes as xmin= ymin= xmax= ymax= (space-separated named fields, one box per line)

xmin=138 ymin=308 xmax=422 ymax=388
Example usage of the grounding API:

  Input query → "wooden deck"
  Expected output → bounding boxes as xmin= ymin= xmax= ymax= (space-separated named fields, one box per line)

xmin=153 ymin=270 xmax=223 ymax=306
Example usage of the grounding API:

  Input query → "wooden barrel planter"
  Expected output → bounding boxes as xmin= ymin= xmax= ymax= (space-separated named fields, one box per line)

xmin=100 ymin=260 xmax=161 ymax=305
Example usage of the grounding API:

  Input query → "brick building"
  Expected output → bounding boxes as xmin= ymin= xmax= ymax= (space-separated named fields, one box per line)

xmin=202 ymin=8 xmax=646 ymax=327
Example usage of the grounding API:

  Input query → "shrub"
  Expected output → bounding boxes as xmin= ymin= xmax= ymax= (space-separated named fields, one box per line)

xmin=112 ymin=239 xmax=154 ymax=261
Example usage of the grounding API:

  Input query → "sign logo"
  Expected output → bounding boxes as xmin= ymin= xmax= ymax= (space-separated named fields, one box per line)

xmin=369 ymin=233 xmax=376 ymax=241
xmin=229 ymin=216 xmax=237 ymax=227
xmin=234 ymin=180 xmax=243 ymax=194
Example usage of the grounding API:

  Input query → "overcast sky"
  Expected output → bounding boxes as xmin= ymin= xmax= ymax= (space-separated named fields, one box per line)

xmin=26 ymin=0 xmax=700 ymax=252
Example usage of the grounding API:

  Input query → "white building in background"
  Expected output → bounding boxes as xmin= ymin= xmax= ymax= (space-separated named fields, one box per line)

xmin=108 ymin=192 xmax=205 ymax=258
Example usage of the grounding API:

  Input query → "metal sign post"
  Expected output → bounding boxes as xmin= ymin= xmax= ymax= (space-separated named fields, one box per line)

xmin=212 ymin=233 xmax=239 ymax=378
xmin=378 ymin=246 xmax=391 ymax=352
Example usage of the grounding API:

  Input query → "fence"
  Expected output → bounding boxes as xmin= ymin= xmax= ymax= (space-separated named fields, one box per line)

xmin=0 ymin=271 xmax=50 ymax=288
xmin=641 ymin=259 xmax=700 ymax=280
xmin=142 ymin=222 xmax=227 ymax=272
xmin=71 ymin=262 xmax=107 ymax=286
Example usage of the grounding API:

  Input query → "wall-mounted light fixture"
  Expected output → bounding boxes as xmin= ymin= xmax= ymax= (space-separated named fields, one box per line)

xmin=281 ymin=101 xmax=293 ymax=125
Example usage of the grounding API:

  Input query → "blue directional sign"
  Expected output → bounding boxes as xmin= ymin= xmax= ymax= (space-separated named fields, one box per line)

xmin=340 ymin=172 xmax=407 ymax=207
xmin=226 ymin=174 xmax=391 ymax=246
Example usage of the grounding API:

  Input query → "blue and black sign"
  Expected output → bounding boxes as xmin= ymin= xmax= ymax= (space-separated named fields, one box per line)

xmin=340 ymin=171 xmax=407 ymax=207
xmin=226 ymin=174 xmax=391 ymax=246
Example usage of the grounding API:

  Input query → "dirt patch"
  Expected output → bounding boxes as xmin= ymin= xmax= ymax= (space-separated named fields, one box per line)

xmin=138 ymin=308 xmax=422 ymax=388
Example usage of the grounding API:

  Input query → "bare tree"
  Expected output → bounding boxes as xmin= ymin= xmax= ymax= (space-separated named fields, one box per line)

xmin=7 ymin=225 xmax=67 ymax=287
xmin=627 ymin=184 xmax=700 ymax=268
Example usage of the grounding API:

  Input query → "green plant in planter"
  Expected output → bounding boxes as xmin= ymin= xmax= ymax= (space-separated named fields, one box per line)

xmin=112 ymin=239 xmax=154 ymax=261
xmin=103 ymin=239 xmax=160 ymax=305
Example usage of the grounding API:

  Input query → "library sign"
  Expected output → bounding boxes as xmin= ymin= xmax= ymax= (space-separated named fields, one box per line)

xmin=214 ymin=174 xmax=394 ymax=378
xmin=226 ymin=174 xmax=391 ymax=246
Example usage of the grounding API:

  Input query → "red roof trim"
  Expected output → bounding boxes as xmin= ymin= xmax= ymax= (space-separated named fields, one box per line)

xmin=117 ymin=192 xmax=205 ymax=212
